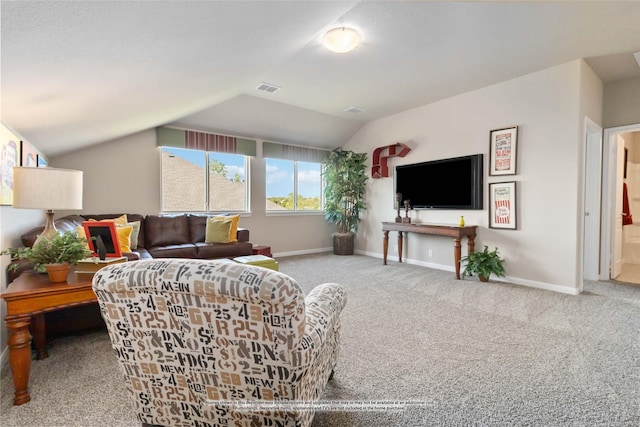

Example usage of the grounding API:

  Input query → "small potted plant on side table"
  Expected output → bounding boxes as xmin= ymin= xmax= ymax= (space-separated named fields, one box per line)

xmin=1 ymin=231 xmax=91 ymax=282
xmin=460 ymin=245 xmax=505 ymax=282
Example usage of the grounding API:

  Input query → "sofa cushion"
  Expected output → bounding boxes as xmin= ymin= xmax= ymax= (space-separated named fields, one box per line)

xmin=148 ymin=244 xmax=198 ymax=259
xmin=89 ymin=214 xmax=128 ymax=226
xmin=188 ymin=214 xmax=208 ymax=243
xmin=121 ymin=221 xmax=141 ymax=249
xmin=205 ymin=218 xmax=233 ymax=243
xmin=145 ymin=214 xmax=190 ymax=248
xmin=84 ymin=214 xmax=146 ymax=248
xmin=195 ymin=241 xmax=253 ymax=259
xmin=212 ymin=214 xmax=240 ymax=243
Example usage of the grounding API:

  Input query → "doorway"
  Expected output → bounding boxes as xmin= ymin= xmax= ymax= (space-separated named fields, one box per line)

xmin=601 ymin=123 xmax=640 ymax=285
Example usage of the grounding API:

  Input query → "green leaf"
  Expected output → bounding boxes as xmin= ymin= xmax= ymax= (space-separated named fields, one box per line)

xmin=322 ymin=149 xmax=368 ymax=233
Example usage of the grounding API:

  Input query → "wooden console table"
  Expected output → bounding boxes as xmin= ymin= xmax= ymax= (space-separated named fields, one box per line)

xmin=1 ymin=267 xmax=97 ymax=405
xmin=382 ymin=222 xmax=477 ymax=279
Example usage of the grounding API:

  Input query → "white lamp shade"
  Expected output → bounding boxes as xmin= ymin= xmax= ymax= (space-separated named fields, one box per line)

xmin=13 ymin=167 xmax=83 ymax=210
xmin=323 ymin=27 xmax=361 ymax=53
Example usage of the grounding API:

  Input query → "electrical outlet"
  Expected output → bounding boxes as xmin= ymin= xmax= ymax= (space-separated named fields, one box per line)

xmin=428 ymin=249 xmax=433 ymax=257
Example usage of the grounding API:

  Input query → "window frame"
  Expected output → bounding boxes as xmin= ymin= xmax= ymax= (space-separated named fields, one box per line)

xmin=160 ymin=147 xmax=251 ymax=214
xmin=265 ymin=158 xmax=323 ymax=215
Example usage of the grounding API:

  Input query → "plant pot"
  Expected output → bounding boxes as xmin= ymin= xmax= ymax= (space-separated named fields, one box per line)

xmin=479 ymin=275 xmax=489 ymax=282
xmin=333 ymin=232 xmax=355 ymax=255
xmin=45 ymin=263 xmax=71 ymax=283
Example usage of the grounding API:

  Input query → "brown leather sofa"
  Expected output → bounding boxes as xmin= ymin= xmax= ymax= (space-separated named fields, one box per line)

xmin=10 ymin=213 xmax=252 ymax=282
xmin=6 ymin=212 xmax=253 ymax=341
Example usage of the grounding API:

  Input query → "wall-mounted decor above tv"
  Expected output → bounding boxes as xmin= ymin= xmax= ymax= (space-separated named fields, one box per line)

xmin=395 ymin=154 xmax=483 ymax=210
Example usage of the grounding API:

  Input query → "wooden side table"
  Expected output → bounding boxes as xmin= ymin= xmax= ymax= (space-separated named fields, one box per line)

xmin=252 ymin=245 xmax=272 ymax=257
xmin=0 ymin=267 xmax=97 ymax=405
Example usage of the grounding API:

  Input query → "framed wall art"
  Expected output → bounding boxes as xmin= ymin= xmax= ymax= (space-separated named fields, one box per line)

xmin=489 ymin=126 xmax=518 ymax=176
xmin=21 ymin=140 xmax=38 ymax=167
xmin=489 ymin=181 xmax=517 ymax=229
xmin=1 ymin=124 xmax=21 ymax=205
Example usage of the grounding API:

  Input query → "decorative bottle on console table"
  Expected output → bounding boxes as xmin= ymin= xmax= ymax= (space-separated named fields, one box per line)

xmin=459 ymin=216 xmax=465 ymax=227
xmin=395 ymin=193 xmax=402 ymax=223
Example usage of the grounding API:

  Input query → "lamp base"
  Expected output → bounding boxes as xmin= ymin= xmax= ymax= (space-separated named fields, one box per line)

xmin=34 ymin=210 xmax=58 ymax=246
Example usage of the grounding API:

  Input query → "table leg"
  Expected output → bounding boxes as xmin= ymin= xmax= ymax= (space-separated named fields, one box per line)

xmin=468 ymin=236 xmax=475 ymax=254
xmin=397 ymin=232 xmax=404 ymax=263
xmin=6 ymin=316 xmax=33 ymax=405
xmin=31 ymin=313 xmax=48 ymax=360
xmin=383 ymin=230 xmax=389 ymax=265
xmin=454 ymin=237 xmax=462 ymax=279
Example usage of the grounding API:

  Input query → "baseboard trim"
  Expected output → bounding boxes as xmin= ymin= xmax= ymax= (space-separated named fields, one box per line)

xmin=273 ymin=247 xmax=332 ymax=258
xmin=357 ymin=249 xmax=580 ymax=295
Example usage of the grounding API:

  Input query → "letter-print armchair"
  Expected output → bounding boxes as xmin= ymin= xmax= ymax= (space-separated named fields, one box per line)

xmin=92 ymin=258 xmax=346 ymax=427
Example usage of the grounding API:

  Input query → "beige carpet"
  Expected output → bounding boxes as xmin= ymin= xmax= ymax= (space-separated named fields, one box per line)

xmin=1 ymin=253 xmax=639 ymax=426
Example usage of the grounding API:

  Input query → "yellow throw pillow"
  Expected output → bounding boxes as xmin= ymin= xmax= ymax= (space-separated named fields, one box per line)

xmin=116 ymin=226 xmax=132 ymax=253
xmin=89 ymin=214 xmax=128 ymax=226
xmin=205 ymin=218 xmax=232 ymax=243
xmin=118 ymin=221 xmax=140 ymax=249
xmin=77 ymin=226 xmax=91 ymax=250
xmin=212 ymin=214 xmax=240 ymax=243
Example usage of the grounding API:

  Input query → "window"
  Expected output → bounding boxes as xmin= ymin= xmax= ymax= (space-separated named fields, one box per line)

xmin=265 ymin=159 xmax=322 ymax=212
xmin=161 ymin=147 xmax=249 ymax=212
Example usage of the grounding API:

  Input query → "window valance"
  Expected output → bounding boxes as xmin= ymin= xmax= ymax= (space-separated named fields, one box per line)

xmin=156 ymin=127 xmax=256 ymax=156
xmin=263 ymin=141 xmax=329 ymax=163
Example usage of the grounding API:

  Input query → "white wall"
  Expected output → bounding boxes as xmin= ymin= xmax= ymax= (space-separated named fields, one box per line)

xmin=52 ymin=130 xmax=335 ymax=255
xmin=603 ymin=77 xmax=640 ymax=129
xmin=345 ymin=60 xmax=602 ymax=294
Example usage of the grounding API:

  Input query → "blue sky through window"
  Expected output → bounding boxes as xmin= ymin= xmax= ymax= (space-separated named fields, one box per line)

xmin=266 ymin=159 xmax=321 ymax=198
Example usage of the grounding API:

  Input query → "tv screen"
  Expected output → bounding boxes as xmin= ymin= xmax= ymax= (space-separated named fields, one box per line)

xmin=395 ymin=154 xmax=483 ymax=210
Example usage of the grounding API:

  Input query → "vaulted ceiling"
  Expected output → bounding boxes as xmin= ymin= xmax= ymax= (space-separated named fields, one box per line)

xmin=2 ymin=1 xmax=639 ymax=157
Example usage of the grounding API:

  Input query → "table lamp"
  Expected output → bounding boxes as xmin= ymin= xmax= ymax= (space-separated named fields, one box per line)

xmin=12 ymin=167 xmax=83 ymax=245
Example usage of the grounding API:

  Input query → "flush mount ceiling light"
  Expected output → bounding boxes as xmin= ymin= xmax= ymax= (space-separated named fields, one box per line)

xmin=323 ymin=27 xmax=361 ymax=53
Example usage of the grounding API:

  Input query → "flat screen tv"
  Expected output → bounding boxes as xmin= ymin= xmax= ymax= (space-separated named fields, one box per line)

xmin=394 ymin=154 xmax=483 ymax=210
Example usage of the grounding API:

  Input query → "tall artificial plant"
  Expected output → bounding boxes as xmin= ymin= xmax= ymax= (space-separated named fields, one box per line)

xmin=323 ymin=149 xmax=368 ymax=234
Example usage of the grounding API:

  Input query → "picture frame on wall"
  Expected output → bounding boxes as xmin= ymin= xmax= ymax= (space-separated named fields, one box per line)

xmin=489 ymin=126 xmax=518 ymax=176
xmin=489 ymin=181 xmax=517 ymax=229
xmin=21 ymin=140 xmax=38 ymax=167
xmin=1 ymin=124 xmax=21 ymax=205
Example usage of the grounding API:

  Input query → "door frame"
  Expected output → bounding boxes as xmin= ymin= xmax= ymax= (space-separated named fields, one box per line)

xmin=582 ymin=117 xmax=602 ymax=284
xmin=601 ymin=123 xmax=640 ymax=280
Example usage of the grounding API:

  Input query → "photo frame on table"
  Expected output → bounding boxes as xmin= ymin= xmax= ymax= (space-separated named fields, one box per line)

xmin=489 ymin=126 xmax=518 ymax=176
xmin=82 ymin=221 xmax=122 ymax=258
xmin=489 ymin=181 xmax=517 ymax=229
xmin=20 ymin=140 xmax=38 ymax=167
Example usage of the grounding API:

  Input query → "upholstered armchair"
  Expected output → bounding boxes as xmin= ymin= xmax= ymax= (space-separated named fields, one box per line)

xmin=92 ymin=258 xmax=346 ymax=427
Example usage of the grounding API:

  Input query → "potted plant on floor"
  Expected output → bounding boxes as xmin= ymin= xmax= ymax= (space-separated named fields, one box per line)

xmin=460 ymin=245 xmax=505 ymax=282
xmin=1 ymin=231 xmax=91 ymax=282
xmin=323 ymin=149 xmax=368 ymax=255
